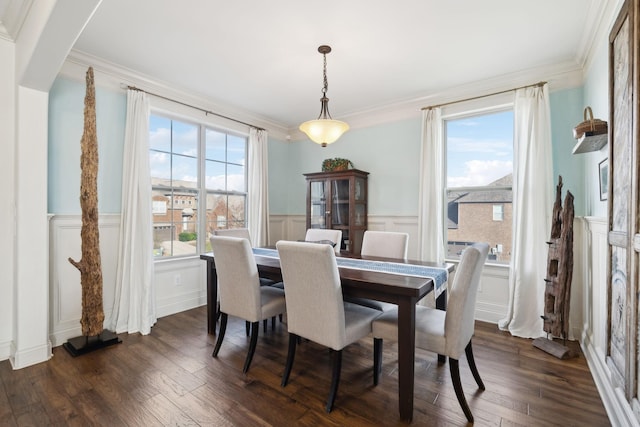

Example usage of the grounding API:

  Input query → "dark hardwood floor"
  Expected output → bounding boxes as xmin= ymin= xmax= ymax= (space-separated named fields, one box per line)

xmin=0 ymin=306 xmax=610 ymax=426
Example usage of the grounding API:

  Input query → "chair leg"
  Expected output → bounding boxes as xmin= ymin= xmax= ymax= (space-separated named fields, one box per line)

xmin=465 ymin=341 xmax=485 ymax=390
xmin=373 ymin=338 xmax=383 ymax=385
xmin=263 ymin=319 xmax=268 ymax=333
xmin=281 ymin=333 xmax=298 ymax=387
xmin=245 ymin=321 xmax=250 ymax=336
xmin=449 ymin=358 xmax=474 ymax=423
xmin=242 ymin=321 xmax=260 ymax=374
xmin=279 ymin=313 xmax=283 ymax=323
xmin=212 ymin=313 xmax=228 ymax=357
xmin=272 ymin=316 xmax=276 ymax=330
xmin=326 ymin=349 xmax=343 ymax=412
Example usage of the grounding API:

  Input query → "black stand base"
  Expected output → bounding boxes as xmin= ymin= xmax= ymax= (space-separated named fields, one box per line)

xmin=63 ymin=330 xmax=122 ymax=357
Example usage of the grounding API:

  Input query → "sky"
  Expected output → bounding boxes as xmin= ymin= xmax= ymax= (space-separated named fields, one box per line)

xmin=446 ymin=110 xmax=513 ymax=188
xmin=149 ymin=115 xmax=246 ymax=192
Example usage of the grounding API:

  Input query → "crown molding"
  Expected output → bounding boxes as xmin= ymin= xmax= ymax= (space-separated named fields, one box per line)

xmin=582 ymin=0 xmax=626 ymax=74
xmin=288 ymin=59 xmax=584 ymax=142
xmin=62 ymin=49 xmax=291 ymax=141
xmin=65 ymin=50 xmax=584 ymax=145
xmin=0 ymin=0 xmax=32 ymax=42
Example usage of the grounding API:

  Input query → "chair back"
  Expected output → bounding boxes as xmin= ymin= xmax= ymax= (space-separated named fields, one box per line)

xmin=305 ymin=229 xmax=343 ymax=255
xmin=276 ymin=240 xmax=347 ymax=349
xmin=214 ymin=228 xmax=251 ymax=244
xmin=210 ymin=236 xmax=262 ymax=322
xmin=361 ymin=230 xmax=409 ymax=259
xmin=444 ymin=242 xmax=490 ymax=357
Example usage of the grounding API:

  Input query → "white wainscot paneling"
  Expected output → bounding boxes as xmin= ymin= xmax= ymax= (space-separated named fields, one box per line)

xmin=577 ymin=217 xmax=635 ymax=427
xmin=49 ymin=214 xmax=120 ymax=347
xmin=270 ymin=214 xmax=509 ymax=324
xmin=154 ymin=256 xmax=206 ymax=318
xmin=50 ymin=215 xmax=207 ymax=347
xmin=474 ymin=263 xmax=509 ymax=323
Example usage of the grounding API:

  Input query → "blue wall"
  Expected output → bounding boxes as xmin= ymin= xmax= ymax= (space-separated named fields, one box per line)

xmin=269 ymin=88 xmax=587 ymax=216
xmin=48 ymin=76 xmax=126 ymax=214
xmin=549 ymin=86 xmax=586 ymax=215
xmin=49 ymin=76 xmax=586 ymax=218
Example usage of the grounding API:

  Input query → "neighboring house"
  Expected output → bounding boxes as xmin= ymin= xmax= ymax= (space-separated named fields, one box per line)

xmin=447 ymin=174 xmax=513 ymax=263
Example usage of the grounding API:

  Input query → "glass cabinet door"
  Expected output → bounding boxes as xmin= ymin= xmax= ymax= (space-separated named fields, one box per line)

xmin=310 ymin=181 xmax=327 ymax=228
xmin=331 ymin=179 xmax=350 ymax=226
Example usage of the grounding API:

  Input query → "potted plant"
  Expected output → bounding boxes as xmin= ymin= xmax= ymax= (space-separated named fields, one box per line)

xmin=322 ymin=158 xmax=353 ymax=172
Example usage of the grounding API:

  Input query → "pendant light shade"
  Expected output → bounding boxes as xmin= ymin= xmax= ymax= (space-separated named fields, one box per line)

xmin=299 ymin=45 xmax=349 ymax=147
xmin=299 ymin=119 xmax=349 ymax=147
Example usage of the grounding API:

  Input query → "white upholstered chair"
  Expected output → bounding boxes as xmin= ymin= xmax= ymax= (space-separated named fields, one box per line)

xmin=213 ymin=227 xmax=252 ymax=241
xmin=346 ymin=230 xmax=410 ymax=312
xmin=361 ymin=230 xmax=409 ymax=260
xmin=210 ymin=236 xmax=287 ymax=373
xmin=305 ymin=228 xmax=343 ymax=255
xmin=372 ymin=242 xmax=489 ymax=423
xmin=214 ymin=227 xmax=280 ymax=330
xmin=276 ymin=240 xmax=382 ymax=412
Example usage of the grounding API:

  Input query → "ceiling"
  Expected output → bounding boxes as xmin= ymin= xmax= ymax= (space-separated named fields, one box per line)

xmin=5 ymin=1 xmax=616 ymax=135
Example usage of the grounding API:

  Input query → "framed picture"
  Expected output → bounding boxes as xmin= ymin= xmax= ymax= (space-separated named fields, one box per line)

xmin=599 ymin=158 xmax=609 ymax=201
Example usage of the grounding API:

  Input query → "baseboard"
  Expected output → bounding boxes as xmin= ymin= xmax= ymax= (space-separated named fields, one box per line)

xmin=475 ymin=302 xmax=506 ymax=324
xmin=9 ymin=341 xmax=52 ymax=369
xmin=0 ymin=339 xmax=11 ymax=361
xmin=581 ymin=330 xmax=639 ymax=427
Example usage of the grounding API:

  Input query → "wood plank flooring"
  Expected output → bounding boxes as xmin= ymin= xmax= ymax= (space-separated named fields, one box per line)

xmin=0 ymin=306 xmax=610 ymax=426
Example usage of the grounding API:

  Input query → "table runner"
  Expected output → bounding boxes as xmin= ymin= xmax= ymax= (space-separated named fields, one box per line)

xmin=252 ymin=247 xmax=449 ymax=298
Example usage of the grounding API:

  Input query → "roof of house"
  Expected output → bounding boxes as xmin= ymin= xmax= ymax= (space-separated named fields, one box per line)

xmin=453 ymin=174 xmax=512 ymax=204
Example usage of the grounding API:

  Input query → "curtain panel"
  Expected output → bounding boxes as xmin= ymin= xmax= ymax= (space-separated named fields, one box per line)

xmin=248 ymin=128 xmax=270 ymax=246
xmin=108 ymin=89 xmax=157 ymax=335
xmin=498 ymin=84 xmax=553 ymax=338
xmin=417 ymin=107 xmax=445 ymax=307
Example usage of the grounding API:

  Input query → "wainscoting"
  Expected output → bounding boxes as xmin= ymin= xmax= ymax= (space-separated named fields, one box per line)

xmin=578 ymin=216 xmax=638 ymax=426
xmin=48 ymin=215 xmax=206 ymax=347
xmin=269 ymin=214 xmax=510 ymax=324
xmin=49 ymin=213 xmax=620 ymax=423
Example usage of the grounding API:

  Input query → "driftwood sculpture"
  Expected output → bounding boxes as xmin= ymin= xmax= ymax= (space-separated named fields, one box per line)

xmin=68 ymin=67 xmax=105 ymax=337
xmin=533 ymin=175 xmax=575 ymax=359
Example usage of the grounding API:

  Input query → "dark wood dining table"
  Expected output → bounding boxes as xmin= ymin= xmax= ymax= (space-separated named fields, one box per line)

xmin=200 ymin=250 xmax=454 ymax=422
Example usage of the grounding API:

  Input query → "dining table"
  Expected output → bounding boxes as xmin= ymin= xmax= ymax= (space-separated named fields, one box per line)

xmin=200 ymin=247 xmax=454 ymax=422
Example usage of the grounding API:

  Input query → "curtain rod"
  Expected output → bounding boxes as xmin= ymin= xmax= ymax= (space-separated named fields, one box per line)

xmin=421 ymin=81 xmax=547 ymax=111
xmin=126 ymin=85 xmax=265 ymax=131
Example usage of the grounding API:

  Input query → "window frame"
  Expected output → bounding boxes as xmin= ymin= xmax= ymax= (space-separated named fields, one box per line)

xmin=149 ymin=108 xmax=249 ymax=259
xmin=441 ymin=93 xmax=514 ymax=266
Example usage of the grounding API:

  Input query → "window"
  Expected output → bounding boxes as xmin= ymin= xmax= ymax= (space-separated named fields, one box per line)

xmin=493 ymin=204 xmax=504 ymax=221
xmin=445 ymin=109 xmax=513 ymax=264
xmin=149 ymin=114 xmax=247 ymax=257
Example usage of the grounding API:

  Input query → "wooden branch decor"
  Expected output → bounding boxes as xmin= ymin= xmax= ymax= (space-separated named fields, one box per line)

xmin=533 ymin=175 xmax=576 ymax=359
xmin=64 ymin=67 xmax=120 ymax=356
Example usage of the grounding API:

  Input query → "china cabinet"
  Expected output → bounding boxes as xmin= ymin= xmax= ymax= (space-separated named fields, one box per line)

xmin=304 ymin=169 xmax=368 ymax=254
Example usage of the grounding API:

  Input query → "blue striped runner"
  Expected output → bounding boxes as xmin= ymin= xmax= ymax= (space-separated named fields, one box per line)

xmin=252 ymin=247 xmax=448 ymax=297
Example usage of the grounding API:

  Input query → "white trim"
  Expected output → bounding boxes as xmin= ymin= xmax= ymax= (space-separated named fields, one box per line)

xmin=61 ymin=50 xmax=291 ymax=141
xmin=60 ymin=47 xmax=586 ymax=144
xmin=9 ymin=340 xmax=52 ymax=370
xmin=582 ymin=332 xmax=640 ymax=427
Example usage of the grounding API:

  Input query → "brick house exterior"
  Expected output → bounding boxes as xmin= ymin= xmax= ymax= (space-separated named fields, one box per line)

xmin=447 ymin=174 xmax=512 ymax=263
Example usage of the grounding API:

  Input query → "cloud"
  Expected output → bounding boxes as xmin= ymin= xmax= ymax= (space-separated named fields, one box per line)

xmin=448 ymin=136 xmax=511 ymax=155
xmin=448 ymin=159 xmax=512 ymax=187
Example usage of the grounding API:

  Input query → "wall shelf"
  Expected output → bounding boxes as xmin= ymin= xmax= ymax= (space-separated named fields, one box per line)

xmin=572 ymin=132 xmax=608 ymax=154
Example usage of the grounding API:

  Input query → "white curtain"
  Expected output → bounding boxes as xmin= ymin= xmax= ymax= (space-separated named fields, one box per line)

xmin=248 ymin=128 xmax=270 ymax=246
xmin=417 ymin=107 xmax=445 ymax=264
xmin=498 ymin=84 xmax=553 ymax=338
xmin=417 ymin=108 xmax=445 ymax=307
xmin=109 ymin=89 xmax=156 ymax=335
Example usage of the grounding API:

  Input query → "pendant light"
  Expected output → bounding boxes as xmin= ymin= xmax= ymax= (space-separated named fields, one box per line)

xmin=299 ymin=45 xmax=349 ymax=147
